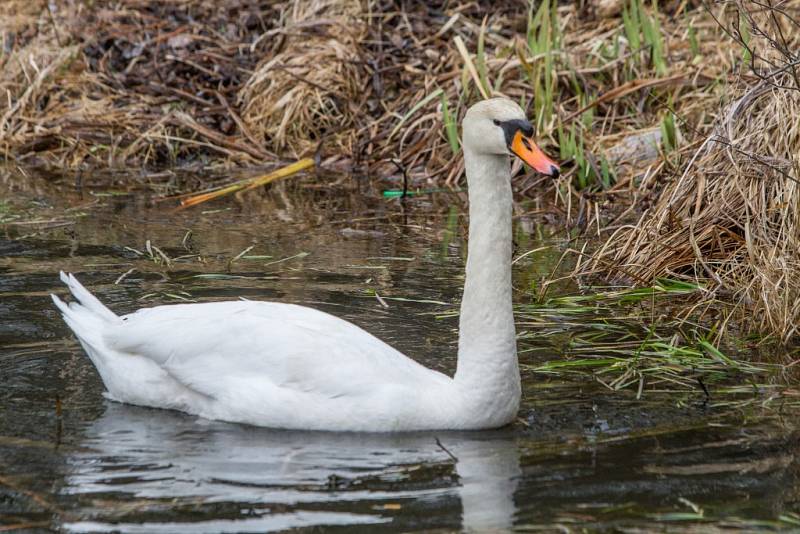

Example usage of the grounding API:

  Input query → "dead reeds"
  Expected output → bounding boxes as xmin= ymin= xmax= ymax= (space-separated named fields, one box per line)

xmin=588 ymin=1 xmax=800 ymax=343
xmin=1 ymin=0 xmax=734 ymax=193
xmin=1 ymin=0 xmax=279 ymax=168
xmin=239 ymin=0 xmax=367 ymax=158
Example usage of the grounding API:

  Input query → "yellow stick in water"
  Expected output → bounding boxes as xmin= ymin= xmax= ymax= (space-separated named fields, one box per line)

xmin=179 ymin=158 xmax=315 ymax=209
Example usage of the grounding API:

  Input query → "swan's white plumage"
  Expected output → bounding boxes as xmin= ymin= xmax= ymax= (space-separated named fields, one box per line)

xmin=53 ymin=98 xmax=552 ymax=432
xmin=53 ymin=275 xmax=456 ymax=431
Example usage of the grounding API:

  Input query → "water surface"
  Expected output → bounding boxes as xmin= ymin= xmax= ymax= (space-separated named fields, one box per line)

xmin=1 ymin=170 xmax=798 ymax=532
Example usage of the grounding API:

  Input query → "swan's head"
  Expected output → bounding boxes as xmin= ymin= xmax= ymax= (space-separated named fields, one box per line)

xmin=462 ymin=98 xmax=560 ymax=177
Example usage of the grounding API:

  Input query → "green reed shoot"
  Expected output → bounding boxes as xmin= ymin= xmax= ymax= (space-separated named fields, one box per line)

xmin=527 ymin=0 xmax=560 ymax=130
xmin=688 ymin=18 xmax=701 ymax=60
xmin=622 ymin=0 xmax=667 ymax=75
xmin=660 ymin=109 xmax=677 ymax=153
xmin=622 ymin=0 xmax=641 ymax=52
xmin=642 ymin=1 xmax=667 ymax=75
xmin=739 ymin=11 xmax=752 ymax=64
xmin=558 ymin=123 xmax=614 ymax=191
xmin=440 ymin=92 xmax=460 ymax=155
xmin=558 ymin=123 xmax=589 ymax=189
xmin=476 ymin=18 xmax=491 ymax=98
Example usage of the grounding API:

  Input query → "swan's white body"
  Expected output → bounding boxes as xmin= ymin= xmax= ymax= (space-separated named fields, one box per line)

xmin=53 ymin=98 xmax=556 ymax=432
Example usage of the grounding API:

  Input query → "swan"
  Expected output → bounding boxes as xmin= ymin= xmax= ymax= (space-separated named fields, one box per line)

xmin=51 ymin=97 xmax=560 ymax=432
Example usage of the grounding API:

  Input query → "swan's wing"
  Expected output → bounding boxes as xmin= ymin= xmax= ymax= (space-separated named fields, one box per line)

xmin=104 ymin=301 xmax=437 ymax=401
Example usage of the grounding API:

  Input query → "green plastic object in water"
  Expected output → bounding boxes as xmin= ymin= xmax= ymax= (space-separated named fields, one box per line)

xmin=382 ymin=188 xmax=461 ymax=198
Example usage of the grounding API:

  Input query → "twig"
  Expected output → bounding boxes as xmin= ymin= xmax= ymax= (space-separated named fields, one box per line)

xmin=179 ymin=158 xmax=315 ymax=209
xmin=435 ymin=437 xmax=458 ymax=461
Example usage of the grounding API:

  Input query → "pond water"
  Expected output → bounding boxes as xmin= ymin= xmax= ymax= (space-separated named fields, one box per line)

xmin=1 ymin=170 xmax=798 ymax=532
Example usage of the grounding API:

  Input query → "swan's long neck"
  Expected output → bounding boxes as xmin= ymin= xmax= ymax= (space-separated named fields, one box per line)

xmin=454 ymin=148 xmax=520 ymax=418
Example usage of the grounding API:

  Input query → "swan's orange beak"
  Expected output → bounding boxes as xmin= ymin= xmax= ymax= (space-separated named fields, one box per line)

xmin=509 ymin=131 xmax=560 ymax=178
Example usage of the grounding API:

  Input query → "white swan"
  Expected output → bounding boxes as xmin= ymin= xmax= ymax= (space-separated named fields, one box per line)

xmin=52 ymin=98 xmax=559 ymax=432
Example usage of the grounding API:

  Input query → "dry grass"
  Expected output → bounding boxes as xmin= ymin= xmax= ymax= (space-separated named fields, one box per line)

xmin=1 ymin=0 xmax=279 ymax=168
xmin=1 ymin=0 xmax=735 ymax=186
xmin=588 ymin=2 xmax=800 ymax=343
xmin=240 ymin=0 xmax=367 ymax=158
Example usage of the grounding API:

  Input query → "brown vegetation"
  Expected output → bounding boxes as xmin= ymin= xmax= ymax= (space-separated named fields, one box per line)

xmin=2 ymin=0 xmax=727 ymax=184
xmin=589 ymin=2 xmax=800 ymax=343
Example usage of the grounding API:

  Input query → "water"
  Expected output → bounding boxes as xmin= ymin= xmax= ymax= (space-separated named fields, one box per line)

xmin=1 ymin=171 xmax=798 ymax=532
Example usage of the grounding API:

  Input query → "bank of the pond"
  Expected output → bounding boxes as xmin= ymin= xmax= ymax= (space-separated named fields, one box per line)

xmin=585 ymin=5 xmax=800 ymax=344
xmin=3 ymin=0 xmax=732 ymax=190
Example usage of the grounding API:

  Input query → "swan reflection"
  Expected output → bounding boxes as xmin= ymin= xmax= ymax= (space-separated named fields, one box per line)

xmin=63 ymin=404 xmax=520 ymax=532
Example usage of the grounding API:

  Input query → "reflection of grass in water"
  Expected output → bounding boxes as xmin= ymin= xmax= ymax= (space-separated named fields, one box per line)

xmin=440 ymin=206 xmax=460 ymax=259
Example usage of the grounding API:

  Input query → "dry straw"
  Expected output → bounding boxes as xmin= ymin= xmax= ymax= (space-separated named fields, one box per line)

xmin=239 ymin=0 xmax=367 ymax=158
xmin=1 ymin=0 xmax=726 ymax=185
xmin=589 ymin=2 xmax=800 ymax=342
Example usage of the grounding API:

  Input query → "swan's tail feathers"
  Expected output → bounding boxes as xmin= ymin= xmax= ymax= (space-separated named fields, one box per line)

xmin=52 ymin=271 xmax=120 ymax=354
xmin=52 ymin=274 xmax=123 ymax=395
xmin=57 ymin=271 xmax=118 ymax=322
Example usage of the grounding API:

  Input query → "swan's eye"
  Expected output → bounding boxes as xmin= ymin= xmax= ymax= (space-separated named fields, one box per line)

xmin=493 ymin=119 xmax=500 ymax=126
